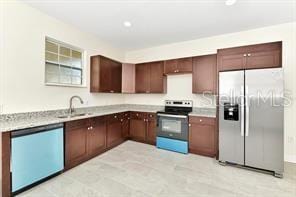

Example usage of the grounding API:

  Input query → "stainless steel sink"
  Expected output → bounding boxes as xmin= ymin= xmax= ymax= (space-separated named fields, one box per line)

xmin=57 ymin=113 xmax=93 ymax=119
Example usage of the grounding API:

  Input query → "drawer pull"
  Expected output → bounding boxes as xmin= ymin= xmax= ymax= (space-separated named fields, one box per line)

xmin=199 ymin=119 xmax=202 ymax=122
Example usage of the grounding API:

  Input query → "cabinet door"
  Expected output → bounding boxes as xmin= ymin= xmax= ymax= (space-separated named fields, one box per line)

xmin=146 ymin=113 xmax=157 ymax=144
xmin=107 ymin=114 xmax=123 ymax=148
xmin=149 ymin=61 xmax=166 ymax=93
xmin=111 ymin=60 xmax=122 ymax=93
xmin=189 ymin=117 xmax=216 ymax=157
xmin=177 ymin=57 xmax=192 ymax=73
xmin=135 ymin=63 xmax=150 ymax=93
xmin=218 ymin=53 xmax=246 ymax=71
xmin=192 ymin=55 xmax=217 ymax=94
xmin=99 ymin=56 xmax=112 ymax=92
xmin=130 ymin=118 xmax=146 ymax=141
xmin=121 ymin=112 xmax=130 ymax=139
xmin=65 ymin=119 xmax=88 ymax=169
xmin=164 ymin=59 xmax=178 ymax=74
xmin=88 ymin=117 xmax=107 ymax=158
xmin=245 ymin=50 xmax=281 ymax=69
xmin=90 ymin=56 xmax=100 ymax=92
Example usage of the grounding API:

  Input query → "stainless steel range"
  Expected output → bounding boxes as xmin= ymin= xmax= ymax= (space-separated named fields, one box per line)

xmin=156 ymin=100 xmax=193 ymax=154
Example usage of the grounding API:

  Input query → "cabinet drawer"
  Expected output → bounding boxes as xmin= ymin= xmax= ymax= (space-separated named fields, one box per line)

xmin=130 ymin=111 xmax=146 ymax=119
xmin=91 ymin=116 xmax=106 ymax=127
xmin=189 ymin=116 xmax=215 ymax=125
xmin=147 ymin=113 xmax=156 ymax=121
xmin=107 ymin=113 xmax=121 ymax=122
xmin=66 ymin=119 xmax=88 ymax=130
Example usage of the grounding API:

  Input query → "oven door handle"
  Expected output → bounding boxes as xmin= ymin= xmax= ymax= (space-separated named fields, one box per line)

xmin=157 ymin=114 xmax=187 ymax=119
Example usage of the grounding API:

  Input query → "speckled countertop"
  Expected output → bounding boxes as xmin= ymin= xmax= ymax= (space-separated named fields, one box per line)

xmin=0 ymin=104 xmax=216 ymax=132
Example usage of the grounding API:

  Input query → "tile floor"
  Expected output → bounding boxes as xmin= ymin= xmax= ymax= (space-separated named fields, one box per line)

xmin=18 ymin=141 xmax=296 ymax=197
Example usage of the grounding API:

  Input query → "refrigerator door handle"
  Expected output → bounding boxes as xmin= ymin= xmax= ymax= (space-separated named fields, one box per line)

xmin=241 ymin=86 xmax=244 ymax=137
xmin=245 ymin=86 xmax=249 ymax=137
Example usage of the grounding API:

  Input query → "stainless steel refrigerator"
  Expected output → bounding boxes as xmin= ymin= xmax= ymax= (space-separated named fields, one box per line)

xmin=218 ymin=68 xmax=284 ymax=177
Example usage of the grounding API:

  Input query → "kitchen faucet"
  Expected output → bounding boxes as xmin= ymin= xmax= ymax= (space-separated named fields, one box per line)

xmin=69 ymin=96 xmax=84 ymax=115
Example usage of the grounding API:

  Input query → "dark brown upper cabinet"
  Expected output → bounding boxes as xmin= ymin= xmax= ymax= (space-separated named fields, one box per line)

xmin=90 ymin=55 xmax=122 ymax=93
xmin=217 ymin=41 xmax=282 ymax=71
xmin=135 ymin=61 xmax=167 ymax=93
xmin=164 ymin=57 xmax=193 ymax=74
xmin=192 ymin=54 xmax=217 ymax=94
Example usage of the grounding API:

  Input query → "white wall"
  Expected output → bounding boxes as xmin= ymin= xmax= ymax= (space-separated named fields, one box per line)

xmin=124 ymin=22 xmax=296 ymax=163
xmin=0 ymin=0 xmax=126 ymax=114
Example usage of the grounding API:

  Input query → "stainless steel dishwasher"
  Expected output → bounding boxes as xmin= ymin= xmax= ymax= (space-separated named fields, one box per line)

xmin=11 ymin=123 xmax=64 ymax=194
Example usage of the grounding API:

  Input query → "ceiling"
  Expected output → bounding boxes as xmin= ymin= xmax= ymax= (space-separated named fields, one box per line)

xmin=23 ymin=0 xmax=296 ymax=50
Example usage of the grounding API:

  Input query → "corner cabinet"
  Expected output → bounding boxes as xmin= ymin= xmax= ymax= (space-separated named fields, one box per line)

xmin=217 ymin=41 xmax=282 ymax=71
xmin=189 ymin=116 xmax=217 ymax=157
xmin=192 ymin=54 xmax=217 ymax=94
xmin=135 ymin=61 xmax=167 ymax=93
xmin=90 ymin=55 xmax=122 ymax=93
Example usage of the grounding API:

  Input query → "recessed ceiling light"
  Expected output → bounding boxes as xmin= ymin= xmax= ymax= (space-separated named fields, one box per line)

xmin=225 ymin=0 xmax=237 ymax=6
xmin=123 ymin=21 xmax=132 ymax=27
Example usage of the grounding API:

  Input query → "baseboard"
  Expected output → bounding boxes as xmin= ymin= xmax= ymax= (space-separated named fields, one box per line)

xmin=285 ymin=155 xmax=296 ymax=163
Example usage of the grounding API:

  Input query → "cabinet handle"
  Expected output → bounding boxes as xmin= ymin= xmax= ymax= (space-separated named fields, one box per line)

xmin=199 ymin=119 xmax=203 ymax=122
xmin=176 ymin=70 xmax=179 ymax=72
xmin=243 ymin=54 xmax=247 ymax=57
xmin=114 ymin=115 xmax=117 ymax=118
xmin=189 ymin=124 xmax=191 ymax=127
xmin=247 ymin=53 xmax=251 ymax=57
xmin=90 ymin=126 xmax=93 ymax=130
xmin=110 ymin=90 xmax=114 ymax=93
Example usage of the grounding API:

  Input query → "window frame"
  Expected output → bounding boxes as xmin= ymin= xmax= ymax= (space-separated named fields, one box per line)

xmin=44 ymin=37 xmax=86 ymax=88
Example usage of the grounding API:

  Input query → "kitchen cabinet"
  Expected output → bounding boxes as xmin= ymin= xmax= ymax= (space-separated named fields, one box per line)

xmin=129 ymin=112 xmax=157 ymax=144
xmin=107 ymin=113 xmax=124 ymax=148
xmin=192 ymin=54 xmax=217 ymax=94
xmin=189 ymin=116 xmax=216 ymax=157
xmin=129 ymin=112 xmax=147 ymax=141
xmin=65 ymin=117 xmax=108 ymax=169
xmin=90 ymin=55 xmax=122 ymax=93
xmin=135 ymin=61 xmax=167 ymax=93
xmin=135 ymin=63 xmax=150 ymax=93
xmin=88 ymin=116 xmax=107 ymax=158
xmin=65 ymin=119 xmax=89 ymax=169
xmin=146 ymin=113 xmax=157 ymax=144
xmin=164 ymin=57 xmax=193 ymax=74
xmin=121 ymin=112 xmax=130 ymax=139
xmin=217 ymin=41 xmax=282 ymax=71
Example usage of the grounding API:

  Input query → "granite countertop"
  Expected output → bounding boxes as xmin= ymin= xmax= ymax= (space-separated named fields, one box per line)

xmin=0 ymin=104 xmax=216 ymax=132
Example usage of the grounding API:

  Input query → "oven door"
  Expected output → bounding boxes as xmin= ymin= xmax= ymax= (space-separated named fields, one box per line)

xmin=157 ymin=114 xmax=188 ymax=141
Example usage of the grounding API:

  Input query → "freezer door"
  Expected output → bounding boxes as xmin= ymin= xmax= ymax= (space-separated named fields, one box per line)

xmin=245 ymin=68 xmax=284 ymax=173
xmin=219 ymin=71 xmax=245 ymax=165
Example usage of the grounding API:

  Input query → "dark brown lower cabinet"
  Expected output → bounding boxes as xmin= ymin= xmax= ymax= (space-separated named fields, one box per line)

xmin=146 ymin=113 xmax=157 ymax=144
xmin=189 ymin=116 xmax=217 ymax=157
xmin=88 ymin=117 xmax=107 ymax=158
xmin=129 ymin=112 xmax=146 ymax=141
xmin=121 ymin=112 xmax=130 ymax=139
xmin=107 ymin=113 xmax=124 ymax=148
xmin=65 ymin=119 xmax=89 ymax=169
xmin=129 ymin=112 xmax=157 ymax=144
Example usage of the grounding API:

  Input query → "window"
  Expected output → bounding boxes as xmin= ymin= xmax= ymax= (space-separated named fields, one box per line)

xmin=45 ymin=38 xmax=84 ymax=86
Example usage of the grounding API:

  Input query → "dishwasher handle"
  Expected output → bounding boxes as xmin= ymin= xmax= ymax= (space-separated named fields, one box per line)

xmin=11 ymin=123 xmax=64 ymax=138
